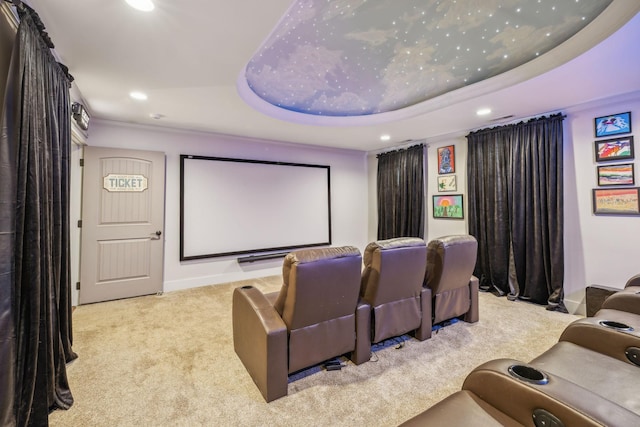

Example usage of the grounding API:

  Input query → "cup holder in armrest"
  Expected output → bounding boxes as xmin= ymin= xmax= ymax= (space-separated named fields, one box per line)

xmin=598 ymin=320 xmax=634 ymax=331
xmin=508 ymin=364 xmax=549 ymax=385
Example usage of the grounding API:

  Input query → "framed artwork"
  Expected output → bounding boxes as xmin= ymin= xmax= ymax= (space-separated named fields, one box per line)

xmin=592 ymin=187 xmax=640 ymax=215
xmin=433 ymin=194 xmax=463 ymax=219
xmin=597 ymin=163 xmax=634 ymax=186
xmin=594 ymin=111 xmax=631 ymax=138
xmin=437 ymin=175 xmax=457 ymax=192
xmin=437 ymin=145 xmax=455 ymax=174
xmin=594 ymin=136 xmax=634 ymax=162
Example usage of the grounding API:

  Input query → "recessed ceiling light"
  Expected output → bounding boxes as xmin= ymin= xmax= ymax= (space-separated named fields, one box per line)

xmin=380 ymin=134 xmax=391 ymax=141
xmin=125 ymin=0 xmax=155 ymax=12
xmin=476 ymin=108 xmax=492 ymax=116
xmin=129 ymin=91 xmax=148 ymax=101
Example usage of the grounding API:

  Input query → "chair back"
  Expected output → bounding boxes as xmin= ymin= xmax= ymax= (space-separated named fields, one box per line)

xmin=425 ymin=235 xmax=478 ymax=295
xmin=360 ymin=237 xmax=427 ymax=343
xmin=273 ymin=246 xmax=362 ymax=372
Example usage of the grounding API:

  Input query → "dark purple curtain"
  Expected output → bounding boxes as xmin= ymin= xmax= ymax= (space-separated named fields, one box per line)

xmin=0 ymin=5 xmax=76 ymax=426
xmin=467 ymin=114 xmax=565 ymax=310
xmin=377 ymin=144 xmax=424 ymax=240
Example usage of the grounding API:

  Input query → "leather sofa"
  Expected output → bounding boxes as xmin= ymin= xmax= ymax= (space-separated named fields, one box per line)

xmin=232 ymin=246 xmax=370 ymax=402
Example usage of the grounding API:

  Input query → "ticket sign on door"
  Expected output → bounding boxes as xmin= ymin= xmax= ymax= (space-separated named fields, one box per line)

xmin=103 ymin=174 xmax=148 ymax=192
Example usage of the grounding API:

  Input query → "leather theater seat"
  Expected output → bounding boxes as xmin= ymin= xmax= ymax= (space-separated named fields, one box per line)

xmin=359 ymin=237 xmax=430 ymax=348
xmin=529 ymin=341 xmax=640 ymax=416
xmin=558 ymin=308 xmax=640 ymax=366
xmin=232 ymin=246 xmax=370 ymax=402
xmin=399 ymin=358 xmax=639 ymax=426
xmin=422 ymin=235 xmax=479 ymax=338
xmin=599 ymin=274 xmax=640 ymax=316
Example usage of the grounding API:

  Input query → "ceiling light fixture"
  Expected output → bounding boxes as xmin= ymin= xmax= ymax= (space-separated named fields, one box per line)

xmin=380 ymin=134 xmax=391 ymax=141
xmin=129 ymin=91 xmax=148 ymax=101
xmin=125 ymin=0 xmax=155 ymax=12
xmin=476 ymin=108 xmax=492 ymax=116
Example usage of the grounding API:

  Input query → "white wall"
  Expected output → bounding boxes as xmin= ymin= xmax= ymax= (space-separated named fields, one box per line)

xmin=426 ymin=138 xmax=469 ymax=240
xmin=563 ymin=91 xmax=640 ymax=313
xmin=84 ymin=120 xmax=369 ymax=293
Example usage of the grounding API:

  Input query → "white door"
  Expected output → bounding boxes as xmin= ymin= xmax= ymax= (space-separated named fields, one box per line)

xmin=80 ymin=146 xmax=165 ymax=304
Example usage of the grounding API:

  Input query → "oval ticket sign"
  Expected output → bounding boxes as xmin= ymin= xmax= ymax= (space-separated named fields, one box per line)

xmin=103 ymin=174 xmax=148 ymax=192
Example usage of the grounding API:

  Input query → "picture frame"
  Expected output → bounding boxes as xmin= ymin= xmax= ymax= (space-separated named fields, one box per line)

xmin=594 ymin=136 xmax=634 ymax=162
xmin=594 ymin=111 xmax=632 ymax=138
xmin=437 ymin=145 xmax=455 ymax=174
xmin=437 ymin=175 xmax=457 ymax=192
xmin=433 ymin=194 xmax=463 ymax=219
xmin=592 ymin=187 xmax=640 ymax=216
xmin=597 ymin=163 xmax=634 ymax=186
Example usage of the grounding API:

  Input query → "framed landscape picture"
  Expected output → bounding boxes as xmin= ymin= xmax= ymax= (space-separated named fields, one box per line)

xmin=437 ymin=175 xmax=457 ymax=192
xmin=437 ymin=145 xmax=455 ymax=174
xmin=594 ymin=111 xmax=631 ymax=138
xmin=597 ymin=163 xmax=634 ymax=186
xmin=433 ymin=194 xmax=463 ymax=219
xmin=592 ymin=187 xmax=640 ymax=215
xmin=594 ymin=136 xmax=634 ymax=162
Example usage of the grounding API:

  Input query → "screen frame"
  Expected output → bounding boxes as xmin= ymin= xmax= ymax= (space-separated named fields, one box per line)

xmin=179 ymin=154 xmax=332 ymax=261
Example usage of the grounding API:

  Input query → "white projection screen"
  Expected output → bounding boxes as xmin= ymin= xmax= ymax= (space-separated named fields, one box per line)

xmin=180 ymin=155 xmax=332 ymax=261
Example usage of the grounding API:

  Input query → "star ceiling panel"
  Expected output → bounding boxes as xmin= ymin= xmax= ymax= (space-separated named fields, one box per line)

xmin=244 ymin=0 xmax=611 ymax=117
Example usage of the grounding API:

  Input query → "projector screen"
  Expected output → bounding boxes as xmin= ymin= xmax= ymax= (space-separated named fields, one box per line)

xmin=180 ymin=155 xmax=332 ymax=261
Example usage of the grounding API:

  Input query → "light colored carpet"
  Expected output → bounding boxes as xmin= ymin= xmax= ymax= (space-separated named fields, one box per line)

xmin=49 ymin=276 xmax=581 ymax=427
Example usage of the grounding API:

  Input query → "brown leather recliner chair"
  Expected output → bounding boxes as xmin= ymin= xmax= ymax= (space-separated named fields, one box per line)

xmin=360 ymin=237 xmax=430 ymax=346
xmin=232 ymin=246 xmax=370 ymax=402
xmin=600 ymin=274 xmax=640 ymax=315
xmin=423 ymin=235 xmax=479 ymax=338
xmin=400 ymin=358 xmax=639 ymax=426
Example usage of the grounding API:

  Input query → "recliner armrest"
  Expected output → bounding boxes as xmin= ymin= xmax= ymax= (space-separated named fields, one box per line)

xmin=415 ymin=287 xmax=432 ymax=341
xmin=625 ymin=274 xmax=640 ymax=289
xmin=463 ymin=276 xmax=479 ymax=323
xmin=601 ymin=287 xmax=640 ymax=315
xmin=232 ymin=286 xmax=288 ymax=402
xmin=351 ymin=299 xmax=372 ymax=365
xmin=559 ymin=310 xmax=640 ymax=366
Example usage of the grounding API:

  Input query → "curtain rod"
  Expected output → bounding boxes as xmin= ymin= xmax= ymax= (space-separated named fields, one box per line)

xmin=468 ymin=111 xmax=567 ymax=135
xmin=376 ymin=141 xmax=424 ymax=158
xmin=373 ymin=139 xmax=425 ymax=157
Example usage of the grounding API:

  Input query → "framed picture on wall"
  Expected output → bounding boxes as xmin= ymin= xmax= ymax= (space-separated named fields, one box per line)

xmin=597 ymin=163 xmax=634 ymax=186
xmin=594 ymin=136 xmax=634 ymax=162
xmin=592 ymin=187 xmax=640 ymax=215
xmin=594 ymin=111 xmax=631 ymax=138
xmin=433 ymin=194 xmax=463 ymax=219
xmin=437 ymin=175 xmax=457 ymax=192
xmin=437 ymin=145 xmax=455 ymax=174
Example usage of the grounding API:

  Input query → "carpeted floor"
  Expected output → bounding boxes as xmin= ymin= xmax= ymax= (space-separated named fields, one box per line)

xmin=49 ymin=276 xmax=581 ymax=427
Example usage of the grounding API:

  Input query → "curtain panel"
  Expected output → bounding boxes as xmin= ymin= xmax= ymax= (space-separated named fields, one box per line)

xmin=377 ymin=144 xmax=425 ymax=240
xmin=0 ymin=8 xmax=76 ymax=426
xmin=467 ymin=114 xmax=565 ymax=308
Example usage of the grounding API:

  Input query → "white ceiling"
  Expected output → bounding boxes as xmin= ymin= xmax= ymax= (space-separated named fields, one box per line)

xmin=23 ymin=0 xmax=640 ymax=152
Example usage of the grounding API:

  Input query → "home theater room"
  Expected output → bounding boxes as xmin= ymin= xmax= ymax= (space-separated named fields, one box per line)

xmin=2 ymin=0 xmax=640 ymax=426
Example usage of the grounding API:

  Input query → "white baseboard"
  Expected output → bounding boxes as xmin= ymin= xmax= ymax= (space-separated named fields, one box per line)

xmin=564 ymin=297 xmax=586 ymax=316
xmin=163 ymin=268 xmax=281 ymax=293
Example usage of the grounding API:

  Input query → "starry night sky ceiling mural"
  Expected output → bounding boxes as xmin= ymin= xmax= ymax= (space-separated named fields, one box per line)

xmin=244 ymin=0 xmax=611 ymax=117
